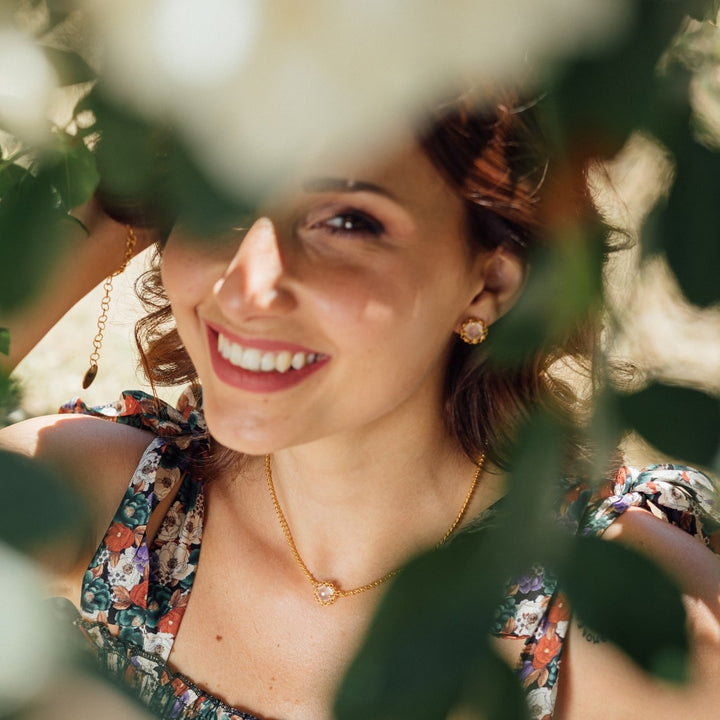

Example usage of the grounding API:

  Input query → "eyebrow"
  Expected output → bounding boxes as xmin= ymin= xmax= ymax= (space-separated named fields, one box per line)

xmin=301 ymin=177 xmax=397 ymax=200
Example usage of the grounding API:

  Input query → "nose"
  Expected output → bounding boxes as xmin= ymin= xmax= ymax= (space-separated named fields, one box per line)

xmin=213 ymin=217 xmax=295 ymax=318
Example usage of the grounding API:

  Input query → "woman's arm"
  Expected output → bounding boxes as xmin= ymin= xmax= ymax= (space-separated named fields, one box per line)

xmin=0 ymin=413 xmax=154 ymax=575
xmin=558 ymin=507 xmax=720 ymax=719
xmin=0 ymin=198 xmax=156 ymax=373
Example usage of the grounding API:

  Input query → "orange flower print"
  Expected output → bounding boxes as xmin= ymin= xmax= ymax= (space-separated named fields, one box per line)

xmin=130 ymin=579 xmax=149 ymax=608
xmin=532 ymin=632 xmax=562 ymax=669
xmin=121 ymin=394 xmax=142 ymax=416
xmin=547 ymin=594 xmax=570 ymax=625
xmin=105 ymin=522 xmax=135 ymax=552
xmin=157 ymin=606 xmax=186 ymax=634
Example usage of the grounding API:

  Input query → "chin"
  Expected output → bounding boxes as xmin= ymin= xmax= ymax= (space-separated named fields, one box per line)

xmin=202 ymin=404 xmax=296 ymax=457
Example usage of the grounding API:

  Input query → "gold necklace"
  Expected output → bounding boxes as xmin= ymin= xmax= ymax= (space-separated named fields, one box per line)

xmin=264 ymin=453 xmax=485 ymax=606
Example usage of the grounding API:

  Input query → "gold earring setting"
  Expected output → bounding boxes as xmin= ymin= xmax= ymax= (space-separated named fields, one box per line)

xmin=459 ymin=318 xmax=488 ymax=345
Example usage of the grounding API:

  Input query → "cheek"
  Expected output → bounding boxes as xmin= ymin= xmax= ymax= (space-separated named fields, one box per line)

xmin=160 ymin=241 xmax=218 ymax=310
xmin=307 ymin=263 xmax=415 ymax=345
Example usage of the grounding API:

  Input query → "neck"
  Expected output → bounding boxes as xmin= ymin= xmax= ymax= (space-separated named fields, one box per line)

xmin=262 ymin=424 xmax=493 ymax=594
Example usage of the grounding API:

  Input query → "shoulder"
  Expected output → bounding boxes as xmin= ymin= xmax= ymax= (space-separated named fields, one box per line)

xmin=0 ymin=411 xmax=156 ymax=524
xmin=0 ymin=385 xmax=209 ymax=542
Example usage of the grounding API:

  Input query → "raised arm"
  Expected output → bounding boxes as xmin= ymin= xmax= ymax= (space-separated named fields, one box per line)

xmin=559 ymin=507 xmax=720 ymax=719
xmin=0 ymin=198 xmax=156 ymax=373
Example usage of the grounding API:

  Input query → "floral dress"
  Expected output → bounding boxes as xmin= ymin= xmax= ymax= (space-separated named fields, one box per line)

xmin=60 ymin=389 xmax=720 ymax=720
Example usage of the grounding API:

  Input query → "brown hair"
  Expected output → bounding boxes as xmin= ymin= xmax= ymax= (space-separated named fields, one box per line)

xmin=418 ymin=92 xmax=602 ymax=470
xmin=134 ymin=91 xmax=602 ymax=471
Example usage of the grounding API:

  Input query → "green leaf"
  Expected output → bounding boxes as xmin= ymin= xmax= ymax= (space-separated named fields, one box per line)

xmin=40 ymin=139 xmax=100 ymax=210
xmin=560 ymin=535 xmax=689 ymax=683
xmin=0 ymin=171 xmax=71 ymax=312
xmin=654 ymin=135 xmax=720 ymax=307
xmin=41 ymin=47 xmax=96 ymax=86
xmin=455 ymin=647 xmax=531 ymax=720
xmin=618 ymin=382 xmax=720 ymax=467
xmin=550 ymin=0 xmax=706 ymax=155
xmin=0 ymin=373 xmax=23 ymax=427
xmin=84 ymin=86 xmax=257 ymax=232
xmin=0 ymin=328 xmax=9 ymax=356
xmin=0 ymin=449 xmax=88 ymax=553
xmin=84 ymin=86 xmax=168 ymax=214
xmin=335 ymin=530 xmax=502 ymax=720
xmin=0 ymin=163 xmax=33 ymax=198
xmin=490 ymin=224 xmax=605 ymax=362
xmin=163 ymin=140 xmax=258 ymax=236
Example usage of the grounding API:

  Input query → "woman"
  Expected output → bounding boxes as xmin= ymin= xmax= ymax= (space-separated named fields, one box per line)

xmin=1 ymin=92 xmax=719 ymax=720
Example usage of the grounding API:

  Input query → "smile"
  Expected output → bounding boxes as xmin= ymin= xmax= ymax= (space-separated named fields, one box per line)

xmin=217 ymin=334 xmax=322 ymax=373
xmin=206 ymin=324 xmax=329 ymax=393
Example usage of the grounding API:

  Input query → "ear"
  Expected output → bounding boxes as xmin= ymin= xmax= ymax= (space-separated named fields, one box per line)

xmin=453 ymin=246 xmax=525 ymax=334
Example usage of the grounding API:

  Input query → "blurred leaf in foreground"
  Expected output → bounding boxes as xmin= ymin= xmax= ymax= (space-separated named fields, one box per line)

xmin=41 ymin=136 xmax=100 ymax=212
xmin=490 ymin=223 xmax=606 ymax=362
xmin=654 ymin=133 xmax=720 ymax=308
xmin=335 ymin=528 xmax=517 ymax=720
xmin=0 ymin=169 xmax=72 ymax=313
xmin=618 ymin=382 xmax=720 ymax=469
xmin=560 ymin=534 xmax=689 ymax=682
xmin=0 ymin=449 xmax=88 ymax=555
xmin=0 ymin=328 xmax=9 ymax=356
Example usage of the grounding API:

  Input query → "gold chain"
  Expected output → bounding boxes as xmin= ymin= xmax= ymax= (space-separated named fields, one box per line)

xmin=82 ymin=226 xmax=137 ymax=389
xmin=265 ymin=452 xmax=485 ymax=606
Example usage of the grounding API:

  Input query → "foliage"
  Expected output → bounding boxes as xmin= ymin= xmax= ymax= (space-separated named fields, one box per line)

xmin=1 ymin=0 xmax=719 ymax=719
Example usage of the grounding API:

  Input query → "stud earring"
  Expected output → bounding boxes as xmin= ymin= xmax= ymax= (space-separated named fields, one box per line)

xmin=459 ymin=317 xmax=488 ymax=345
xmin=82 ymin=226 xmax=137 ymax=389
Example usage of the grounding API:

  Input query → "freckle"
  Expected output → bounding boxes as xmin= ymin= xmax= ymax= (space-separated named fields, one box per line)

xmin=216 ymin=634 xmax=223 ymax=641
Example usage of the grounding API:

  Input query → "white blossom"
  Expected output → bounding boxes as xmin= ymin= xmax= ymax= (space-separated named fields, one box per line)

xmin=0 ymin=28 xmax=58 ymax=144
xmin=85 ymin=0 xmax=630 ymax=194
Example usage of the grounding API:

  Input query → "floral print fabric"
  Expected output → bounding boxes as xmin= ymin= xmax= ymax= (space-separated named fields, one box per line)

xmin=62 ymin=390 xmax=719 ymax=720
xmin=492 ymin=463 xmax=720 ymax=720
xmin=60 ymin=388 xmax=209 ymax=660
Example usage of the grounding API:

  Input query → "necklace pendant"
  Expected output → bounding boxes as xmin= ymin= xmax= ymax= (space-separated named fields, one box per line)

xmin=314 ymin=581 xmax=338 ymax=606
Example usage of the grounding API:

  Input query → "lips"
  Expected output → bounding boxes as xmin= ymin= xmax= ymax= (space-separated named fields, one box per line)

xmin=205 ymin=323 xmax=329 ymax=393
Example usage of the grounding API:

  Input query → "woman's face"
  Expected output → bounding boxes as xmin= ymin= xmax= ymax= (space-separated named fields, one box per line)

xmin=162 ymin=138 xmax=495 ymax=454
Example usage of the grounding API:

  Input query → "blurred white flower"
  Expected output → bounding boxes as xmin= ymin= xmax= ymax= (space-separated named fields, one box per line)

xmin=86 ymin=0 xmax=630 ymax=193
xmin=0 ymin=542 xmax=59 ymax=713
xmin=0 ymin=28 xmax=59 ymax=145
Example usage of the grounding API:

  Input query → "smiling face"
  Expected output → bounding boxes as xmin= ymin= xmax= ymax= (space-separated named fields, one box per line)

xmin=161 ymin=138 xmax=516 ymax=455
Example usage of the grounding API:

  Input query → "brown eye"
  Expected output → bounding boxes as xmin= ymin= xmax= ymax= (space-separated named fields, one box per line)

xmin=321 ymin=211 xmax=384 ymax=237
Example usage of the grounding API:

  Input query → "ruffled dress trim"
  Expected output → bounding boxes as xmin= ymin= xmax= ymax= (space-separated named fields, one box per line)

xmin=73 ymin=618 xmax=262 ymax=720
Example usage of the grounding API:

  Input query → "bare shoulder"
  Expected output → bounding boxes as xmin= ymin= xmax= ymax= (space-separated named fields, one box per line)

xmin=0 ymin=413 xmax=155 ymax=531
xmin=558 ymin=508 xmax=720 ymax=720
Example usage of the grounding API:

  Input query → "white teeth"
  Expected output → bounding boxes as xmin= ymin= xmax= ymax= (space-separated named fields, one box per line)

xmin=276 ymin=351 xmax=292 ymax=373
xmin=217 ymin=333 xmax=321 ymax=373
xmin=230 ymin=343 xmax=243 ymax=365
xmin=260 ymin=352 xmax=276 ymax=372
xmin=241 ymin=348 xmax=261 ymax=371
